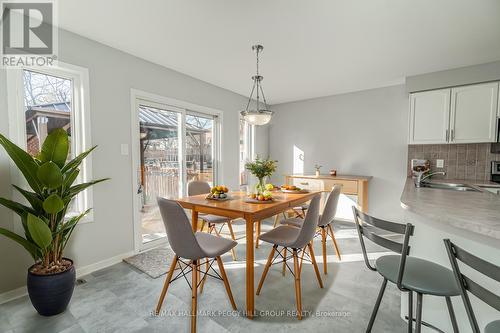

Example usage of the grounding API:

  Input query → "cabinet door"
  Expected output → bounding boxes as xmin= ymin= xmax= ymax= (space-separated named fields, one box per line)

xmin=450 ymin=82 xmax=499 ymax=143
xmin=409 ymin=89 xmax=451 ymax=144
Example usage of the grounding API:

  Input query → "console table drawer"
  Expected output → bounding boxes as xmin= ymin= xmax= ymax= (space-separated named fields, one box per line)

xmin=292 ymin=178 xmax=324 ymax=191
xmin=324 ymin=180 xmax=358 ymax=194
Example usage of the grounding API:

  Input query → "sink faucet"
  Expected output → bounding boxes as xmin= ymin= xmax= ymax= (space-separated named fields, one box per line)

xmin=415 ymin=171 xmax=446 ymax=188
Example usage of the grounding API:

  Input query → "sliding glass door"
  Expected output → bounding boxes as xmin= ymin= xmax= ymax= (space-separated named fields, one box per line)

xmin=135 ymin=98 xmax=219 ymax=248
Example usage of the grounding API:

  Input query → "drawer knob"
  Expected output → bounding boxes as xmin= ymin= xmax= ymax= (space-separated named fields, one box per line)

xmin=300 ymin=182 xmax=309 ymax=185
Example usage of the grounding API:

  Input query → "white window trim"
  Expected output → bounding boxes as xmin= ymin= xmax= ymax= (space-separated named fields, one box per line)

xmin=6 ymin=62 xmax=94 ymax=225
xmin=239 ymin=117 xmax=255 ymax=186
xmin=130 ymin=88 xmax=223 ymax=252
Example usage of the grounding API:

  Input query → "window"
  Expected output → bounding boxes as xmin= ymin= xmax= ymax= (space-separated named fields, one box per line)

xmin=7 ymin=63 xmax=92 ymax=221
xmin=239 ymin=118 xmax=254 ymax=185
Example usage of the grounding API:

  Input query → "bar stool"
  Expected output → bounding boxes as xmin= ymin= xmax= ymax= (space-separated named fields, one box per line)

xmin=155 ymin=198 xmax=237 ymax=333
xmin=256 ymin=195 xmax=323 ymax=320
xmin=353 ymin=207 xmax=460 ymax=333
xmin=444 ymin=239 xmax=500 ymax=333
xmin=188 ymin=180 xmax=238 ymax=260
xmin=281 ymin=185 xmax=342 ymax=274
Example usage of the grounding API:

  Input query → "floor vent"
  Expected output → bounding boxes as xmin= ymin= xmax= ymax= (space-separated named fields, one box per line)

xmin=76 ymin=278 xmax=87 ymax=285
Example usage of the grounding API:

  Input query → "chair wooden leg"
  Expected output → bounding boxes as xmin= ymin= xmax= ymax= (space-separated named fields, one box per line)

xmin=155 ymin=256 xmax=178 ymax=315
xmin=227 ymin=222 xmax=237 ymax=261
xmin=191 ymin=260 xmax=198 ymax=333
xmin=199 ymin=220 xmax=206 ymax=232
xmin=216 ymin=256 xmax=237 ymax=310
xmin=213 ymin=224 xmax=222 ymax=237
xmin=321 ymin=227 xmax=327 ymax=274
xmin=282 ymin=247 xmax=287 ymax=276
xmin=199 ymin=258 xmax=209 ymax=294
xmin=298 ymin=245 xmax=307 ymax=275
xmin=327 ymin=224 xmax=341 ymax=261
xmin=308 ymin=243 xmax=323 ymax=288
xmin=292 ymin=249 xmax=302 ymax=320
xmin=257 ymin=245 xmax=276 ymax=295
xmin=255 ymin=221 xmax=261 ymax=248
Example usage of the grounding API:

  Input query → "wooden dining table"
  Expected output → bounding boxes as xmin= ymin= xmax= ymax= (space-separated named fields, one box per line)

xmin=176 ymin=190 xmax=320 ymax=319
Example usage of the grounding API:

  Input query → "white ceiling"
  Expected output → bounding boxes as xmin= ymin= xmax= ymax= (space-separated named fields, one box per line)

xmin=58 ymin=0 xmax=500 ymax=104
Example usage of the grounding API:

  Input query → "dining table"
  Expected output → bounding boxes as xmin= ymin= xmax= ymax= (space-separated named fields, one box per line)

xmin=176 ymin=190 xmax=320 ymax=319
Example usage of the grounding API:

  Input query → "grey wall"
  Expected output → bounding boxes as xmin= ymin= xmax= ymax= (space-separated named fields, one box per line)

xmin=269 ymin=85 xmax=409 ymax=220
xmin=0 ymin=29 xmax=257 ymax=294
xmin=405 ymin=60 xmax=500 ymax=93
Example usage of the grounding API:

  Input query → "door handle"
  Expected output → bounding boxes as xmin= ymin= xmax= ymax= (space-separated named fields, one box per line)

xmin=451 ymin=129 xmax=455 ymax=141
xmin=445 ymin=129 xmax=449 ymax=142
xmin=137 ymin=184 xmax=143 ymax=194
xmin=300 ymin=182 xmax=309 ymax=185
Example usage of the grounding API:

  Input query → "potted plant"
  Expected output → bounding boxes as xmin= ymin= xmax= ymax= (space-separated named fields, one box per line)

xmin=245 ymin=156 xmax=277 ymax=194
xmin=0 ymin=129 xmax=108 ymax=316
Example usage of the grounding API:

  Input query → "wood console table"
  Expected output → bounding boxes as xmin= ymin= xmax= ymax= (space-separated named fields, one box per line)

xmin=284 ymin=174 xmax=371 ymax=212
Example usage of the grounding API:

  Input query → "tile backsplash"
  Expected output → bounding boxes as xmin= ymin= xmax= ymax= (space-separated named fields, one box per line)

xmin=407 ymin=143 xmax=500 ymax=181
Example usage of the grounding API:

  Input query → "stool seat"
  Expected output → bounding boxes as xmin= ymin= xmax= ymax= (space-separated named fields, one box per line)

xmin=485 ymin=320 xmax=500 ymax=333
xmin=376 ymin=255 xmax=460 ymax=297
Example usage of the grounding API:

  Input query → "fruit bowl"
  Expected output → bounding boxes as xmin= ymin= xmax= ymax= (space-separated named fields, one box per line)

xmin=206 ymin=185 xmax=230 ymax=200
xmin=280 ymin=185 xmax=309 ymax=193
xmin=244 ymin=190 xmax=274 ymax=203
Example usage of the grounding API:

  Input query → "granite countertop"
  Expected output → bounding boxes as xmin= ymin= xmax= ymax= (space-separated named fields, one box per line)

xmin=287 ymin=174 xmax=372 ymax=181
xmin=400 ymin=178 xmax=500 ymax=240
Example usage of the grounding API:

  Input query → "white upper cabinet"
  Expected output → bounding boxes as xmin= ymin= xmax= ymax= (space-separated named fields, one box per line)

xmin=450 ymin=82 xmax=499 ymax=143
xmin=409 ymin=89 xmax=451 ymax=144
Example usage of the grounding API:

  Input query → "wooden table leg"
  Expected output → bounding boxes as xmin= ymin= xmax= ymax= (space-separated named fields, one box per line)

xmin=245 ymin=215 xmax=255 ymax=319
xmin=191 ymin=209 xmax=198 ymax=232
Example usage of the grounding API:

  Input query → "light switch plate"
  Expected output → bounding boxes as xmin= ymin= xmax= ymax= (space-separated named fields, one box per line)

xmin=120 ymin=144 xmax=129 ymax=156
xmin=436 ymin=159 xmax=444 ymax=168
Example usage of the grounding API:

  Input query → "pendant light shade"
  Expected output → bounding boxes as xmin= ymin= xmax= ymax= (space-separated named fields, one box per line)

xmin=240 ymin=44 xmax=273 ymax=126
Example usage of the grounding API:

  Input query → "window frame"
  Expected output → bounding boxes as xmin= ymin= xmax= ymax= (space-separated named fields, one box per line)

xmin=6 ymin=62 xmax=94 ymax=224
xmin=239 ymin=117 xmax=254 ymax=186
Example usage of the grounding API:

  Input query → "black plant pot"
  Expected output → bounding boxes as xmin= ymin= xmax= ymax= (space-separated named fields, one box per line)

xmin=27 ymin=259 xmax=76 ymax=316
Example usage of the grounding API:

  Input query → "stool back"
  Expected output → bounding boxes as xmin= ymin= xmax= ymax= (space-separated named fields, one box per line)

xmin=352 ymin=206 xmax=414 ymax=290
xmin=444 ymin=239 xmax=500 ymax=333
xmin=290 ymin=194 xmax=321 ymax=249
xmin=157 ymin=197 xmax=205 ymax=260
xmin=188 ymin=181 xmax=211 ymax=196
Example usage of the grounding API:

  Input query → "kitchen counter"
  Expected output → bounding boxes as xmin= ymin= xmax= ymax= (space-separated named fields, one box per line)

xmin=400 ymin=178 xmax=500 ymax=332
xmin=400 ymin=178 xmax=500 ymax=240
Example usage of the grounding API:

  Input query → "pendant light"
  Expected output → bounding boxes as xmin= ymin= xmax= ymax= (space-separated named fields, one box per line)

xmin=240 ymin=44 xmax=273 ymax=126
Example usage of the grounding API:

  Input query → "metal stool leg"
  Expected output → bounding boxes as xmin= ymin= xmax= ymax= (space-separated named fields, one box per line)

xmin=445 ymin=296 xmax=459 ymax=333
xmin=415 ymin=293 xmax=423 ymax=333
xmin=366 ymin=278 xmax=387 ymax=332
xmin=407 ymin=291 xmax=413 ymax=333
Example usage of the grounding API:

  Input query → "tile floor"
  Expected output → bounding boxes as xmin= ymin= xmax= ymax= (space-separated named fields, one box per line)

xmin=0 ymin=220 xmax=406 ymax=333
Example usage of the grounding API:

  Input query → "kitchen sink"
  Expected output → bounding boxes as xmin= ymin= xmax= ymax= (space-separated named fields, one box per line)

xmin=420 ymin=182 xmax=481 ymax=192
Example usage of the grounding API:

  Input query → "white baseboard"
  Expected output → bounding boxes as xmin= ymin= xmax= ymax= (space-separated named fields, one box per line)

xmin=0 ymin=250 xmax=136 ymax=305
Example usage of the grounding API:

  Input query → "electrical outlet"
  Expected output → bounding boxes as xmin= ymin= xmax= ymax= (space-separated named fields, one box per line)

xmin=436 ymin=159 xmax=444 ymax=168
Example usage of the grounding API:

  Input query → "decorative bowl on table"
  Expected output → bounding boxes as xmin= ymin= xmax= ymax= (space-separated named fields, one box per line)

xmin=280 ymin=185 xmax=309 ymax=193
xmin=244 ymin=190 xmax=275 ymax=203
xmin=206 ymin=185 xmax=231 ymax=201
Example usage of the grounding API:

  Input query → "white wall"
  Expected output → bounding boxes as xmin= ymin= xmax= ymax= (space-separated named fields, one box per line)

xmin=0 ymin=29 xmax=253 ymax=294
xmin=268 ymin=85 xmax=409 ymax=220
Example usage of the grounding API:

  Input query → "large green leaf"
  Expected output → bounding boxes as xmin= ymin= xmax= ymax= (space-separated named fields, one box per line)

xmin=43 ymin=194 xmax=64 ymax=214
xmin=61 ymin=146 xmax=96 ymax=174
xmin=67 ymin=178 xmax=110 ymax=198
xmin=12 ymin=185 xmax=43 ymax=212
xmin=63 ymin=168 xmax=79 ymax=190
xmin=38 ymin=129 xmax=69 ymax=168
xmin=0 ymin=227 xmax=40 ymax=260
xmin=37 ymin=161 xmax=63 ymax=189
xmin=0 ymin=134 xmax=42 ymax=194
xmin=27 ymin=214 xmax=52 ymax=249
xmin=0 ymin=197 xmax=36 ymax=216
